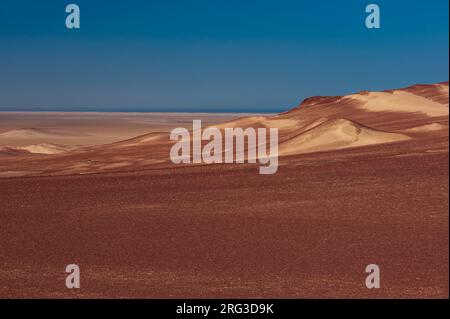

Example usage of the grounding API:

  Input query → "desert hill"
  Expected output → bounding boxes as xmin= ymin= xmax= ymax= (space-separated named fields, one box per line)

xmin=0 ymin=81 xmax=448 ymax=177
xmin=278 ymin=118 xmax=410 ymax=156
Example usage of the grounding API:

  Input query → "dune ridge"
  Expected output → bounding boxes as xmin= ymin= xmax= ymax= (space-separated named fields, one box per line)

xmin=403 ymin=122 xmax=448 ymax=133
xmin=348 ymin=90 xmax=448 ymax=117
xmin=0 ymin=128 xmax=82 ymax=138
xmin=279 ymin=118 xmax=410 ymax=156
xmin=17 ymin=143 xmax=71 ymax=155
xmin=0 ymin=143 xmax=71 ymax=156
xmin=0 ymin=81 xmax=447 ymax=176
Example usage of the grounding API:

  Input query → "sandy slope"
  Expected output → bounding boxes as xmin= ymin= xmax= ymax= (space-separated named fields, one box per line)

xmin=400 ymin=81 xmax=449 ymax=106
xmin=0 ymin=82 xmax=448 ymax=177
xmin=279 ymin=118 xmax=410 ymax=156
xmin=349 ymin=90 xmax=448 ymax=117
xmin=17 ymin=143 xmax=71 ymax=155
xmin=0 ymin=143 xmax=72 ymax=155
xmin=0 ymin=141 xmax=447 ymax=298
xmin=0 ymin=128 xmax=64 ymax=138
xmin=403 ymin=122 xmax=448 ymax=133
xmin=0 ymin=113 xmax=245 ymax=147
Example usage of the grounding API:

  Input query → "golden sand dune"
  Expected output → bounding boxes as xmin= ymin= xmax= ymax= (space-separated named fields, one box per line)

xmin=279 ymin=119 xmax=410 ymax=156
xmin=0 ymin=128 xmax=55 ymax=138
xmin=349 ymin=90 xmax=449 ymax=117
xmin=207 ymin=82 xmax=448 ymax=158
xmin=0 ymin=127 xmax=91 ymax=148
xmin=0 ymin=127 xmax=84 ymax=138
xmin=0 ymin=143 xmax=71 ymax=156
xmin=400 ymin=81 xmax=449 ymax=106
xmin=0 ymin=81 xmax=447 ymax=177
xmin=280 ymin=82 xmax=449 ymax=131
xmin=107 ymin=132 xmax=169 ymax=148
xmin=403 ymin=122 xmax=448 ymax=133
xmin=17 ymin=143 xmax=71 ymax=155
xmin=213 ymin=116 xmax=299 ymax=132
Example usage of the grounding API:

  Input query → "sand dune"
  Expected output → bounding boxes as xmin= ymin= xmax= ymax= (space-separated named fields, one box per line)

xmin=403 ymin=122 xmax=448 ymax=133
xmin=0 ymin=81 xmax=447 ymax=176
xmin=349 ymin=90 xmax=449 ymax=117
xmin=280 ymin=83 xmax=449 ymax=135
xmin=106 ymin=132 xmax=169 ymax=148
xmin=0 ymin=113 xmax=243 ymax=147
xmin=0 ymin=143 xmax=71 ymax=156
xmin=17 ymin=143 xmax=71 ymax=155
xmin=212 ymin=116 xmax=300 ymax=132
xmin=399 ymin=81 xmax=449 ymax=106
xmin=0 ymin=127 xmax=91 ymax=148
xmin=279 ymin=119 xmax=410 ymax=156
xmin=0 ymin=128 xmax=70 ymax=139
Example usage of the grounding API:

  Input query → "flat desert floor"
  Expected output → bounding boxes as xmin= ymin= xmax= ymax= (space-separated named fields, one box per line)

xmin=0 ymin=140 xmax=448 ymax=298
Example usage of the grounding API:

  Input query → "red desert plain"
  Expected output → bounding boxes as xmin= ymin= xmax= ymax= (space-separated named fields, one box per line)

xmin=0 ymin=82 xmax=448 ymax=298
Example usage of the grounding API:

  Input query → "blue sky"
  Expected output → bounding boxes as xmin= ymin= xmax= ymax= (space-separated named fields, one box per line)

xmin=0 ymin=0 xmax=448 ymax=112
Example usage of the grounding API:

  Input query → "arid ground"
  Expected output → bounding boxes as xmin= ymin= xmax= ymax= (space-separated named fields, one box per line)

xmin=0 ymin=82 xmax=448 ymax=298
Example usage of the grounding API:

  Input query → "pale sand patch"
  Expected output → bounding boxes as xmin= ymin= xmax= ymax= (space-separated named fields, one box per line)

xmin=261 ymin=118 xmax=300 ymax=129
xmin=279 ymin=118 xmax=410 ymax=156
xmin=0 ymin=171 xmax=36 ymax=177
xmin=211 ymin=116 xmax=267 ymax=129
xmin=17 ymin=143 xmax=71 ymax=155
xmin=349 ymin=90 xmax=449 ymax=117
xmin=97 ymin=162 xmax=134 ymax=170
xmin=0 ymin=128 xmax=84 ymax=139
xmin=213 ymin=116 xmax=299 ymax=130
xmin=291 ymin=117 xmax=329 ymax=135
xmin=111 ymin=132 xmax=168 ymax=147
xmin=403 ymin=123 xmax=448 ymax=133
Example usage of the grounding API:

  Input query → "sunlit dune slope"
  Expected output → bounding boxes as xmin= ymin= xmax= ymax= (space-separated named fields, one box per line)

xmin=0 ymin=81 xmax=447 ymax=177
xmin=278 ymin=118 xmax=410 ymax=156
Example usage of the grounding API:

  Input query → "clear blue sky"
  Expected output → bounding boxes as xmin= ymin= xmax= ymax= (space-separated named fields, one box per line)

xmin=0 ymin=0 xmax=448 ymax=112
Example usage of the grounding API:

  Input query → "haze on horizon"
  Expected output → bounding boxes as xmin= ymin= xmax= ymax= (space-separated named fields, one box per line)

xmin=0 ymin=0 xmax=448 ymax=113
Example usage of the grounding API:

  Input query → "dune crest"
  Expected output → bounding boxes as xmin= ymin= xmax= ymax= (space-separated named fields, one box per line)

xmin=0 ymin=143 xmax=71 ymax=156
xmin=349 ymin=90 xmax=449 ymax=117
xmin=0 ymin=81 xmax=447 ymax=176
xmin=403 ymin=123 xmax=448 ymax=133
xmin=17 ymin=143 xmax=71 ymax=155
xmin=0 ymin=128 xmax=81 ymax=138
xmin=279 ymin=118 xmax=410 ymax=156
